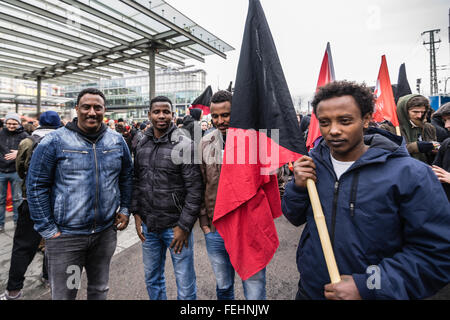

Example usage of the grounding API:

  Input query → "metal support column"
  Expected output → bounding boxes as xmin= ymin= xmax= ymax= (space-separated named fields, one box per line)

xmin=148 ymin=48 xmax=156 ymax=101
xmin=37 ymin=76 xmax=42 ymax=117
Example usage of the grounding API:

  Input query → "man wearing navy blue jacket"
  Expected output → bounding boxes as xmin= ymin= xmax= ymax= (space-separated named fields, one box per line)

xmin=282 ymin=81 xmax=450 ymax=300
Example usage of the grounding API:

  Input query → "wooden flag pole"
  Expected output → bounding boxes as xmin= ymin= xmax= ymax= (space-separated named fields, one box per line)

xmin=306 ymin=178 xmax=341 ymax=284
xmin=395 ymin=126 xmax=401 ymax=136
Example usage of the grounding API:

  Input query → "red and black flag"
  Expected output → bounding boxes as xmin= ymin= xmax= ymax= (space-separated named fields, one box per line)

xmin=394 ymin=63 xmax=412 ymax=104
xmin=213 ymin=0 xmax=307 ymax=281
xmin=306 ymin=42 xmax=335 ymax=151
xmin=190 ymin=85 xmax=213 ymax=116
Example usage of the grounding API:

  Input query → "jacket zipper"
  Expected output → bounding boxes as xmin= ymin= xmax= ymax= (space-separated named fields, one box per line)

xmin=63 ymin=149 xmax=88 ymax=154
xmin=93 ymin=143 xmax=99 ymax=233
xmin=330 ymin=181 xmax=340 ymax=248
xmin=349 ymin=172 xmax=360 ymax=217
xmin=103 ymin=149 xmax=119 ymax=154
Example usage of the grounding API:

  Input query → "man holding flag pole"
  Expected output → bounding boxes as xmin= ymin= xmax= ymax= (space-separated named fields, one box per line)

xmin=282 ymin=80 xmax=450 ymax=299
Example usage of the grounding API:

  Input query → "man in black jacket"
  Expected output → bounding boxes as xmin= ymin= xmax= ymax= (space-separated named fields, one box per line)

xmin=0 ymin=113 xmax=28 ymax=232
xmin=432 ymin=106 xmax=450 ymax=201
xmin=131 ymin=96 xmax=203 ymax=300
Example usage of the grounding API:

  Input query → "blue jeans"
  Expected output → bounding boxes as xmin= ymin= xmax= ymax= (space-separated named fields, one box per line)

xmin=204 ymin=231 xmax=267 ymax=300
xmin=0 ymin=172 xmax=22 ymax=226
xmin=141 ymin=224 xmax=196 ymax=300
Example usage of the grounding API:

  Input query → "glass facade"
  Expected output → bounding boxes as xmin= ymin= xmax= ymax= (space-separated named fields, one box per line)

xmin=64 ymin=69 xmax=207 ymax=121
xmin=0 ymin=77 xmax=69 ymax=118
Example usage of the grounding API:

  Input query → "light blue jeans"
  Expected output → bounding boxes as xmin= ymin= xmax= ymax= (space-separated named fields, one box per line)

xmin=205 ymin=231 xmax=266 ymax=300
xmin=0 ymin=172 xmax=22 ymax=226
xmin=141 ymin=224 xmax=196 ymax=300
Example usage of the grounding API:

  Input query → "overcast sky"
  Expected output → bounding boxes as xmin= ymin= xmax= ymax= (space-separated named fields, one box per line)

xmin=167 ymin=0 xmax=450 ymax=101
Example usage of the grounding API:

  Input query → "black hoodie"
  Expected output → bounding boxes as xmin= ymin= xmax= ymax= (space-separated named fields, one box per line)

xmin=65 ymin=118 xmax=107 ymax=143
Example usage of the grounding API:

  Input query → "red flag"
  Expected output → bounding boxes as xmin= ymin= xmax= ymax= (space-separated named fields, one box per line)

xmin=6 ymin=182 xmax=13 ymax=212
xmin=373 ymin=55 xmax=399 ymax=126
xmin=306 ymin=42 xmax=336 ymax=150
xmin=213 ymin=0 xmax=307 ymax=281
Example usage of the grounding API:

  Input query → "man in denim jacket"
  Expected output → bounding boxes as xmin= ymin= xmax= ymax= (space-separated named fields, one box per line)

xmin=27 ymin=88 xmax=133 ymax=300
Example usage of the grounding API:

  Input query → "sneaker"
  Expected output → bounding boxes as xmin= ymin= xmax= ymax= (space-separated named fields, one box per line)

xmin=0 ymin=290 xmax=22 ymax=300
xmin=0 ymin=225 xmax=4 ymax=233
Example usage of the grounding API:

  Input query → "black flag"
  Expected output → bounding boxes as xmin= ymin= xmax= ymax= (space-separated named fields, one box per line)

xmin=213 ymin=0 xmax=307 ymax=280
xmin=395 ymin=63 xmax=412 ymax=103
xmin=227 ymin=81 xmax=233 ymax=92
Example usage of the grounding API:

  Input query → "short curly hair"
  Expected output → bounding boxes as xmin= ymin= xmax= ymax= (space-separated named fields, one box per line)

xmin=210 ymin=90 xmax=232 ymax=104
xmin=312 ymin=81 xmax=375 ymax=118
xmin=76 ymin=88 xmax=106 ymax=106
xmin=150 ymin=96 xmax=173 ymax=111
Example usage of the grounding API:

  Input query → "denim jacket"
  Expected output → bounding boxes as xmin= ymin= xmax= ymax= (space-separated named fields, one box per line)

xmin=27 ymin=127 xmax=133 ymax=239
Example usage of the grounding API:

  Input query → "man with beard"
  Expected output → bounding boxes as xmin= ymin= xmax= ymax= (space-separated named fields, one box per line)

xmin=198 ymin=90 xmax=267 ymax=300
xmin=26 ymin=88 xmax=133 ymax=300
xmin=380 ymin=94 xmax=439 ymax=164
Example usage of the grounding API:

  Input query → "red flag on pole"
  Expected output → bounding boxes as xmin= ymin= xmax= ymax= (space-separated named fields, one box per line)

xmin=213 ymin=0 xmax=307 ymax=281
xmin=373 ymin=55 xmax=399 ymax=127
xmin=306 ymin=42 xmax=336 ymax=150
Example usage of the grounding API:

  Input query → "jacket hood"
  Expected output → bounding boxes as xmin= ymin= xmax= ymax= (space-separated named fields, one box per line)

xmin=182 ymin=115 xmax=195 ymax=127
xmin=146 ymin=122 xmax=177 ymax=143
xmin=313 ymin=127 xmax=409 ymax=169
xmin=432 ymin=102 xmax=450 ymax=121
xmin=396 ymin=94 xmax=431 ymax=144
xmin=32 ymin=127 xmax=56 ymax=138
xmin=397 ymin=93 xmax=429 ymax=124
xmin=66 ymin=117 xmax=107 ymax=142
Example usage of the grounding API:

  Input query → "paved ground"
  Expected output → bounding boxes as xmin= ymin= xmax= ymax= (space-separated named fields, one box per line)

xmin=1 ymin=209 xmax=449 ymax=300
xmin=36 ymin=214 xmax=302 ymax=300
xmin=0 ymin=213 xmax=143 ymax=300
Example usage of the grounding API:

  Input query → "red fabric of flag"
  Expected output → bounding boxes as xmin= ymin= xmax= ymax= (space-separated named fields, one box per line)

xmin=306 ymin=42 xmax=336 ymax=150
xmin=373 ymin=55 xmax=399 ymax=126
xmin=212 ymin=0 xmax=307 ymax=281
xmin=214 ymin=129 xmax=304 ymax=280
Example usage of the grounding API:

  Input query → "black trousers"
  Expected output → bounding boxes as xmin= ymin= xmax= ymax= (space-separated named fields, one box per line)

xmin=7 ymin=200 xmax=48 ymax=291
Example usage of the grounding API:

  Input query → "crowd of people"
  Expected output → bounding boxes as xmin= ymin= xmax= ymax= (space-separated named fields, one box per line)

xmin=0 ymin=82 xmax=449 ymax=300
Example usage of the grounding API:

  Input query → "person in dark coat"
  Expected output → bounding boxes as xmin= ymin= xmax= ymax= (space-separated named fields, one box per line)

xmin=131 ymin=96 xmax=203 ymax=300
xmin=432 ymin=106 xmax=450 ymax=200
xmin=431 ymin=102 xmax=450 ymax=143
xmin=300 ymin=114 xmax=311 ymax=140
xmin=282 ymin=81 xmax=450 ymax=300
xmin=0 ymin=111 xmax=61 ymax=300
xmin=0 ymin=113 xmax=29 ymax=231
xmin=182 ymin=108 xmax=203 ymax=145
